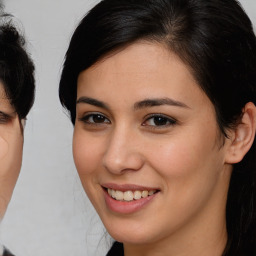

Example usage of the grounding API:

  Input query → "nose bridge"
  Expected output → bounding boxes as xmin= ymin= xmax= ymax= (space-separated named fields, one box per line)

xmin=102 ymin=123 xmax=144 ymax=174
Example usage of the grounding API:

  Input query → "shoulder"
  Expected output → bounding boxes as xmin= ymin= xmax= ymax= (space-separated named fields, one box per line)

xmin=106 ymin=241 xmax=124 ymax=256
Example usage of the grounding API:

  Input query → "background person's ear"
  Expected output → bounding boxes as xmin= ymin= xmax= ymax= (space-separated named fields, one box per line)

xmin=225 ymin=102 xmax=256 ymax=164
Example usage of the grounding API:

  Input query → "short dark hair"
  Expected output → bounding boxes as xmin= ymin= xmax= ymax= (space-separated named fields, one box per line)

xmin=59 ymin=0 xmax=256 ymax=255
xmin=0 ymin=9 xmax=35 ymax=120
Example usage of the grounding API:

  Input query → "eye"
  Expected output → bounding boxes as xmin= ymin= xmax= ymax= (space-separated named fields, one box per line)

xmin=79 ymin=112 xmax=110 ymax=125
xmin=0 ymin=111 xmax=11 ymax=124
xmin=143 ymin=114 xmax=176 ymax=127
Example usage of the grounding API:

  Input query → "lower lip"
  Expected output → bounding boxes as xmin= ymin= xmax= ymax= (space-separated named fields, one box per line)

xmin=103 ymin=189 xmax=158 ymax=214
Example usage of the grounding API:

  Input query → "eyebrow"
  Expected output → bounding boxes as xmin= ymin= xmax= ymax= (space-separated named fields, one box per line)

xmin=76 ymin=97 xmax=109 ymax=110
xmin=76 ymin=96 xmax=189 ymax=110
xmin=134 ymin=98 xmax=190 ymax=110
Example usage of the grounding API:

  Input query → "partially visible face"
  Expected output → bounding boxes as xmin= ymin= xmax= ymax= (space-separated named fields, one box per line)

xmin=73 ymin=42 xmax=232 ymax=246
xmin=0 ymin=83 xmax=23 ymax=219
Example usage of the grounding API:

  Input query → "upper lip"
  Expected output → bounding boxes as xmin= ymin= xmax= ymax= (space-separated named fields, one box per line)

xmin=101 ymin=183 xmax=160 ymax=192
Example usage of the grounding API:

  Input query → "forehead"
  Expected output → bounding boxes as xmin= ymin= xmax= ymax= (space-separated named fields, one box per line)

xmin=77 ymin=42 xmax=205 ymax=104
xmin=81 ymin=41 xmax=194 ymax=78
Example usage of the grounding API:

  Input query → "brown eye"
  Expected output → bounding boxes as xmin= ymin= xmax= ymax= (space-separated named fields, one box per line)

xmin=79 ymin=113 xmax=110 ymax=124
xmin=152 ymin=116 xmax=169 ymax=126
xmin=143 ymin=114 xmax=176 ymax=127
xmin=91 ymin=114 xmax=107 ymax=123
xmin=0 ymin=112 xmax=11 ymax=124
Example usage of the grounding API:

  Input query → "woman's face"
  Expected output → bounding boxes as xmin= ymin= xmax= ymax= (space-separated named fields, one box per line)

xmin=0 ymin=84 xmax=23 ymax=219
xmin=74 ymin=42 xmax=232 ymax=246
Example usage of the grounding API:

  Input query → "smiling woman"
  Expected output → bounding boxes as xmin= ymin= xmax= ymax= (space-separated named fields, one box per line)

xmin=59 ymin=0 xmax=256 ymax=255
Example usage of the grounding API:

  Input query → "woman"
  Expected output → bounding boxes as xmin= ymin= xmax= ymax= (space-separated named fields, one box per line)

xmin=0 ymin=8 xmax=35 ymax=256
xmin=59 ymin=0 xmax=256 ymax=255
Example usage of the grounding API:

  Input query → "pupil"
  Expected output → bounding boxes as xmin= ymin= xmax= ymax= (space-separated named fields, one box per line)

xmin=154 ymin=117 xmax=167 ymax=125
xmin=93 ymin=115 xmax=104 ymax=123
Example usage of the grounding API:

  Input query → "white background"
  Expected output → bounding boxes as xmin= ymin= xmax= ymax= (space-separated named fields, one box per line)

xmin=0 ymin=0 xmax=255 ymax=256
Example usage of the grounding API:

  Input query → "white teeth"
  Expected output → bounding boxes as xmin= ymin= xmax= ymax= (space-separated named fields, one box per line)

xmin=107 ymin=188 xmax=157 ymax=201
xmin=111 ymin=190 xmax=116 ymax=198
xmin=141 ymin=190 xmax=149 ymax=198
xmin=115 ymin=190 xmax=124 ymax=201
xmin=134 ymin=191 xmax=142 ymax=200
xmin=124 ymin=191 xmax=133 ymax=201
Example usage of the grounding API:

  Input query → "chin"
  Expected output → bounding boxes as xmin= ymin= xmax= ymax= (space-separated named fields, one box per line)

xmin=104 ymin=219 xmax=159 ymax=245
xmin=111 ymin=233 xmax=151 ymax=245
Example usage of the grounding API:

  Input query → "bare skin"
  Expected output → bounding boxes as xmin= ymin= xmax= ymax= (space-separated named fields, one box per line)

xmin=0 ymin=84 xmax=23 ymax=219
xmin=73 ymin=42 xmax=256 ymax=256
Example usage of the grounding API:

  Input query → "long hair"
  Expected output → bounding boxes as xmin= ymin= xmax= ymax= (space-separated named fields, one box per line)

xmin=59 ymin=1 xmax=256 ymax=255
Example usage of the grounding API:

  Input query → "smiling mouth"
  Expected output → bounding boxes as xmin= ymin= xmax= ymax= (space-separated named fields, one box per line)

xmin=106 ymin=188 xmax=158 ymax=202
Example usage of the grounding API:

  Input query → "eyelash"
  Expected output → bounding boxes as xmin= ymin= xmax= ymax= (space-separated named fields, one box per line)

xmin=0 ymin=111 xmax=11 ymax=124
xmin=142 ymin=114 xmax=177 ymax=129
xmin=79 ymin=112 xmax=176 ymax=129
xmin=79 ymin=112 xmax=111 ymax=125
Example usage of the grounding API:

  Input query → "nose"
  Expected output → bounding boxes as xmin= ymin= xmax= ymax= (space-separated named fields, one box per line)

xmin=102 ymin=126 xmax=144 ymax=175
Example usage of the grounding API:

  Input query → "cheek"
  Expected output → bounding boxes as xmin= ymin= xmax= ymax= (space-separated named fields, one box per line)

xmin=73 ymin=130 xmax=106 ymax=209
xmin=0 ymin=131 xmax=23 ymax=178
xmin=147 ymin=138 xmax=202 ymax=179
xmin=148 ymin=129 xmax=222 ymax=193
xmin=0 ymin=130 xmax=23 ymax=218
xmin=0 ymin=136 xmax=8 ymax=159
xmin=141 ymin=135 xmax=225 ymax=234
xmin=73 ymin=130 xmax=102 ymax=176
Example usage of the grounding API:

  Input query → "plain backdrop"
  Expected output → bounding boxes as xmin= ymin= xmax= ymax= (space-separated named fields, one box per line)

xmin=0 ymin=0 xmax=255 ymax=256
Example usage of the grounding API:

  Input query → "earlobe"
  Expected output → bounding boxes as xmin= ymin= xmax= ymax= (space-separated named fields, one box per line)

xmin=225 ymin=102 xmax=256 ymax=164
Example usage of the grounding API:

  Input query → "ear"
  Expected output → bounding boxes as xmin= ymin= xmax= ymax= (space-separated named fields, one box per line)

xmin=225 ymin=102 xmax=256 ymax=164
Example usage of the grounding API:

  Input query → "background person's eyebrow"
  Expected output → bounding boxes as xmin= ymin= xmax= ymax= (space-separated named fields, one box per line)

xmin=134 ymin=98 xmax=190 ymax=110
xmin=76 ymin=96 xmax=109 ymax=109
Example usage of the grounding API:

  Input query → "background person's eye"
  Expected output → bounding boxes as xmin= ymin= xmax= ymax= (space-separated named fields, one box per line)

xmin=143 ymin=114 xmax=176 ymax=127
xmin=0 ymin=111 xmax=11 ymax=124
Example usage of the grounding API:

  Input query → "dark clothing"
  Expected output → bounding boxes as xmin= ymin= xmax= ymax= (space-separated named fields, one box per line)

xmin=106 ymin=242 xmax=124 ymax=256
xmin=106 ymin=241 xmax=254 ymax=256
xmin=3 ymin=248 xmax=15 ymax=256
